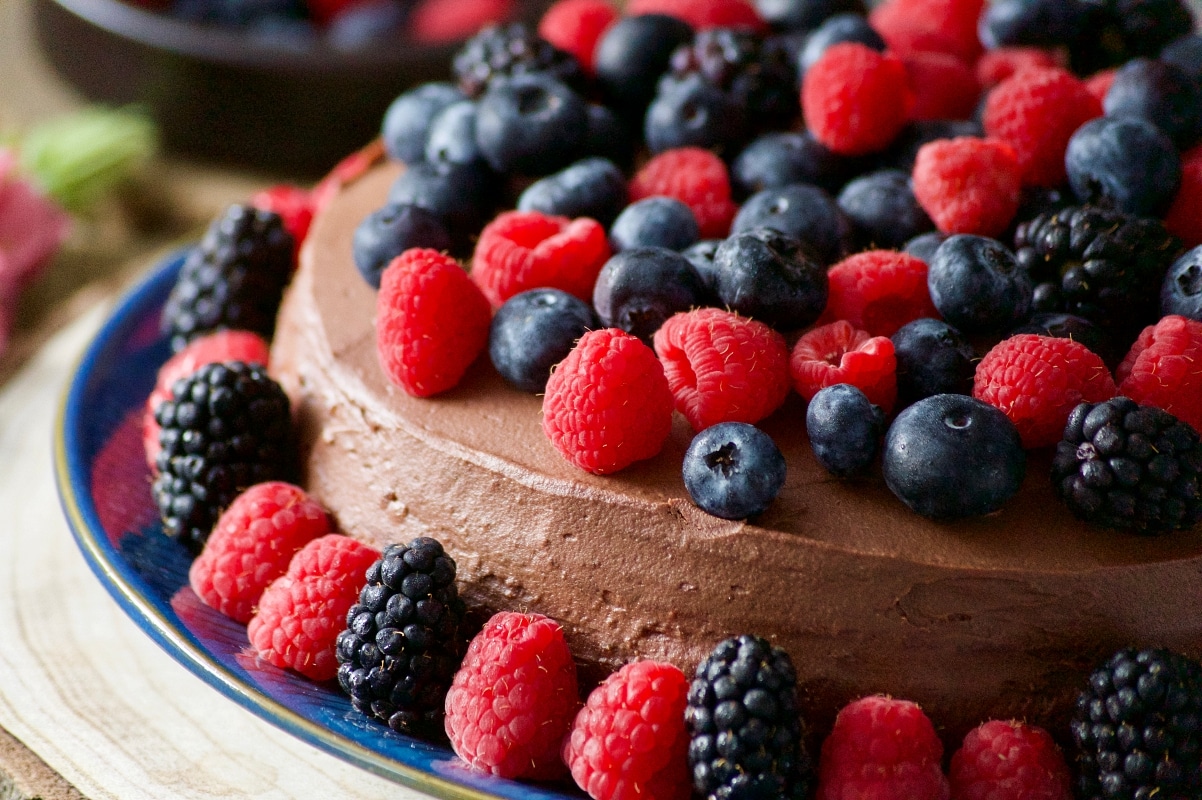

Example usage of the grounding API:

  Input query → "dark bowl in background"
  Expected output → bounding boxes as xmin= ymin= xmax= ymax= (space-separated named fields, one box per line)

xmin=33 ymin=0 xmax=539 ymax=176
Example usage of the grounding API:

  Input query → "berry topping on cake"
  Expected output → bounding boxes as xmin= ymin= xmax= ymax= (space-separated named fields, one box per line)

xmin=801 ymin=42 xmax=912 ymax=156
xmin=731 ymin=184 xmax=848 ymax=266
xmin=927 ymin=234 xmax=1033 ymax=334
xmin=352 ymin=203 xmax=453 ymax=289
xmin=537 ymin=0 xmax=618 ymax=76
xmin=1064 ymin=117 xmax=1181 ymax=219
xmin=653 ymin=308 xmax=790 ymax=431
xmin=161 ymin=204 xmax=294 ymax=353
xmin=336 ymin=538 xmax=467 ymax=736
xmin=489 ymin=288 xmax=598 ymax=394
xmin=1161 ymin=245 xmax=1202 ymax=318
xmin=912 ymin=137 xmax=1023 ymax=237
xmin=975 ymin=46 xmax=1064 ymax=89
xmin=247 ymin=534 xmax=381 ymax=682
xmin=153 ymin=361 xmax=295 ymax=552
xmin=712 ymin=227 xmax=829 ymax=330
xmin=686 ymin=635 xmax=812 ymax=800
xmin=444 ymin=612 xmax=578 ymax=780
xmin=188 ymin=481 xmax=331 ymax=624
xmin=517 ymin=157 xmax=629 ymax=229
xmin=806 ymin=383 xmax=886 ymax=477
xmin=974 ymin=334 xmax=1117 ymax=450
xmin=682 ymin=421 xmax=787 ymax=519
xmin=250 ymin=184 xmax=314 ymax=255
xmin=1052 ymin=396 xmax=1202 ymax=534
xmin=1071 ymin=647 xmax=1202 ymax=800
xmin=452 ymin=22 xmax=585 ymax=99
xmin=593 ymin=247 xmax=708 ymax=342
xmin=564 ymin=660 xmax=692 ymax=800
xmin=890 ymin=318 xmax=975 ymax=409
xmin=475 ymin=73 xmax=590 ymax=176
xmin=824 ymin=250 xmax=937 ymax=337
xmin=1116 ymin=315 xmax=1202 ymax=433
xmin=609 ymin=197 xmax=701 ymax=253
xmin=625 ymin=0 xmax=766 ymax=31
xmin=790 ymin=320 xmax=897 ymax=412
xmin=836 ymin=169 xmax=934 ymax=252
xmin=816 ymin=695 xmax=949 ymax=800
xmin=869 ymin=0 xmax=983 ymax=63
xmin=949 ymin=720 xmax=1072 ymax=800
xmin=381 ymin=83 xmax=468 ymax=166
xmin=901 ymin=50 xmax=979 ymax=123
xmin=628 ymin=148 xmax=738 ymax=240
xmin=375 ymin=248 xmax=492 ymax=398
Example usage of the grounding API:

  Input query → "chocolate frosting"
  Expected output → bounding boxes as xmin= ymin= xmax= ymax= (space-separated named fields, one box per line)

xmin=271 ymin=163 xmax=1202 ymax=744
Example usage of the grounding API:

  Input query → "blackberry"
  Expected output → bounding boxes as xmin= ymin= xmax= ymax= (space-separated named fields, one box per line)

xmin=152 ymin=361 xmax=294 ymax=552
xmin=161 ymin=204 xmax=294 ymax=353
xmin=1071 ymin=647 xmax=1202 ymax=799
xmin=1052 ymin=397 xmax=1202 ymax=534
xmin=336 ymin=538 xmax=467 ymax=736
xmin=1014 ymin=206 xmax=1183 ymax=335
xmin=686 ymin=634 xmax=812 ymax=799
xmin=452 ymin=23 xmax=585 ymax=99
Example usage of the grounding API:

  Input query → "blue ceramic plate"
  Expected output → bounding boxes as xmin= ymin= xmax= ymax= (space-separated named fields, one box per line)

xmin=54 ymin=250 xmax=581 ymax=800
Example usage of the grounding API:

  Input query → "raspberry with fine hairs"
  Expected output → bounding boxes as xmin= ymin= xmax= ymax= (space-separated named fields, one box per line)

xmin=1117 ymin=314 xmax=1202 ymax=433
xmin=824 ymin=250 xmax=938 ymax=338
xmin=983 ymin=67 xmax=1102 ymax=187
xmin=250 ymin=184 xmax=314 ymax=256
xmin=802 ymin=43 xmax=913 ymax=157
xmin=445 ymin=612 xmax=579 ymax=780
xmin=247 ymin=534 xmax=381 ymax=681
xmin=869 ymin=0 xmax=984 ymax=63
xmin=653 ymin=308 xmax=790 ymax=432
xmin=564 ymin=660 xmax=691 ymax=800
xmin=628 ymin=148 xmax=737 ymax=239
xmin=471 ymin=210 xmax=610 ymax=308
xmin=817 ymin=695 xmax=950 ymax=800
xmin=974 ymin=334 xmax=1117 ymax=449
xmin=976 ymin=47 xmax=1064 ymax=89
xmin=902 ymin=51 xmax=979 ymax=122
xmin=912 ymin=137 xmax=1022 ymax=237
xmin=624 ymin=0 xmax=766 ymax=31
xmin=791 ymin=320 xmax=897 ymax=412
xmin=376 ymin=248 xmax=492 ymax=398
xmin=542 ymin=328 xmax=674 ymax=474
xmin=949 ymin=720 xmax=1072 ymax=800
xmin=188 ymin=482 xmax=331 ymax=624
xmin=538 ymin=0 xmax=617 ymax=75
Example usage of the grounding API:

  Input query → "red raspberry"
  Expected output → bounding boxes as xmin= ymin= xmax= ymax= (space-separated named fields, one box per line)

xmin=902 ymin=51 xmax=979 ymax=122
xmin=564 ymin=660 xmax=691 ymax=800
xmin=1116 ymin=315 xmax=1202 ymax=433
xmin=411 ymin=0 xmax=516 ymax=43
xmin=1165 ymin=160 xmax=1202 ymax=247
xmin=250 ymin=184 xmax=314 ymax=255
xmin=471 ymin=210 xmax=611 ymax=308
xmin=142 ymin=329 xmax=271 ymax=471
xmin=542 ymin=328 xmax=674 ymax=474
xmin=628 ymin=148 xmax=737 ymax=239
xmin=652 ymin=308 xmax=790 ymax=431
xmin=538 ymin=0 xmax=618 ymax=75
xmin=949 ymin=720 xmax=1072 ymax=800
xmin=912 ymin=137 xmax=1022 ymax=237
xmin=376 ymin=249 xmax=492 ymax=398
xmin=188 ymin=482 xmax=331 ymax=624
xmin=1182 ymin=142 xmax=1202 ymax=170
xmin=869 ymin=0 xmax=984 ymax=63
xmin=982 ymin=67 xmax=1102 ymax=187
xmin=791 ymin=320 xmax=897 ymax=412
xmin=973 ymin=334 xmax=1117 ymax=449
xmin=1084 ymin=69 xmax=1116 ymax=106
xmin=802 ymin=43 xmax=913 ymax=157
xmin=445 ymin=612 xmax=578 ymax=780
xmin=824 ymin=250 xmax=938 ymax=337
xmin=816 ymin=695 xmax=950 ymax=800
xmin=624 ymin=0 xmax=765 ymax=32
xmin=975 ymin=47 xmax=1064 ymax=89
xmin=247 ymin=534 xmax=380 ymax=681
xmin=306 ymin=0 xmax=355 ymax=25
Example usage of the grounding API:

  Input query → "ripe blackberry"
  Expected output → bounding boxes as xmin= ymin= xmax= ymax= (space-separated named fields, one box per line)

xmin=686 ymin=634 xmax=813 ymax=799
xmin=452 ymin=23 xmax=585 ymax=99
xmin=1052 ymin=396 xmax=1202 ymax=535
xmin=1071 ymin=647 xmax=1202 ymax=800
xmin=1014 ymin=206 xmax=1183 ymax=336
xmin=161 ymin=204 xmax=294 ymax=353
xmin=152 ymin=361 xmax=295 ymax=552
xmin=336 ymin=537 xmax=467 ymax=736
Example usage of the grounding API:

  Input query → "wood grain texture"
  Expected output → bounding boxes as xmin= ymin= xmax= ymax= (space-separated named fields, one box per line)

xmin=0 ymin=299 xmax=438 ymax=800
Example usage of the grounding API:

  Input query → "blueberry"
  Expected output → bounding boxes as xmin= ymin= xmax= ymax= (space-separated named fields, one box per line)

xmin=380 ymin=82 xmax=466 ymax=165
xmin=1161 ymin=33 xmax=1202 ymax=83
xmin=352 ymin=204 xmax=452 ymax=289
xmin=1104 ymin=58 xmax=1202 ymax=149
xmin=732 ymin=184 xmax=848 ymax=265
xmin=731 ymin=131 xmax=850 ymax=198
xmin=517 ymin=157 xmax=628 ymax=228
xmin=805 ymin=384 xmax=885 ymax=477
xmin=609 ymin=197 xmax=700 ymax=253
xmin=424 ymin=100 xmax=487 ymax=168
xmin=593 ymin=247 xmax=708 ymax=342
xmin=489 ymin=289 xmax=599 ymax=393
xmin=1010 ymin=312 xmax=1114 ymax=363
xmin=594 ymin=14 xmax=695 ymax=117
xmin=1064 ymin=116 xmax=1181 ymax=218
xmin=797 ymin=13 xmax=885 ymax=75
xmin=475 ymin=73 xmax=589 ymax=176
xmin=327 ymin=0 xmax=406 ymax=49
xmin=902 ymin=232 xmax=946 ymax=264
xmin=645 ymin=74 xmax=748 ymax=155
xmin=584 ymin=104 xmax=636 ymax=168
xmin=977 ymin=0 xmax=1089 ymax=49
xmin=876 ymin=119 xmax=983 ymax=174
xmin=890 ymin=318 xmax=975 ymax=408
xmin=1161 ymin=244 xmax=1202 ymax=321
xmin=882 ymin=394 xmax=1026 ymax=519
xmin=754 ymin=0 xmax=868 ymax=33
xmin=682 ymin=422 xmax=787 ymax=519
xmin=388 ymin=161 xmax=495 ymax=252
xmin=683 ymin=239 xmax=723 ymax=295
xmin=837 ymin=169 xmax=933 ymax=251
xmin=928 ymin=235 xmax=1033 ymax=333
xmin=712 ymin=227 xmax=829 ymax=330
